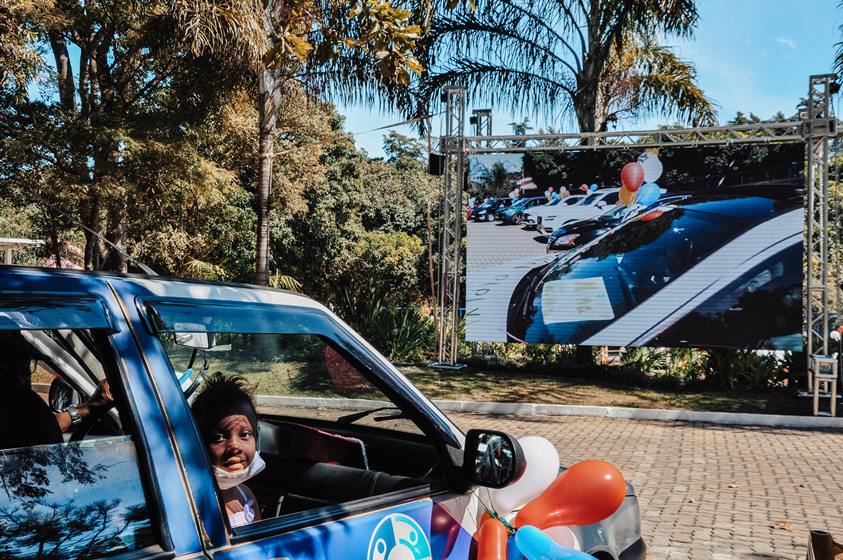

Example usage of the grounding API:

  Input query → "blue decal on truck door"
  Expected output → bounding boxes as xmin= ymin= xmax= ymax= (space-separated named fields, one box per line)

xmin=367 ymin=513 xmax=432 ymax=560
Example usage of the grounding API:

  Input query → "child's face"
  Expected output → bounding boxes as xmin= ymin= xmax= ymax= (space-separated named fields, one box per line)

xmin=207 ymin=414 xmax=256 ymax=472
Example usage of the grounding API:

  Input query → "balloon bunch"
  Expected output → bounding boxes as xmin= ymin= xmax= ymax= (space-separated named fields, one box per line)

xmin=476 ymin=436 xmax=627 ymax=560
xmin=619 ymin=151 xmax=663 ymax=207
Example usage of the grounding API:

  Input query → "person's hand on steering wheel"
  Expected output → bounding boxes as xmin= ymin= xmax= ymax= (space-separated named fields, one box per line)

xmin=87 ymin=379 xmax=115 ymax=412
xmin=56 ymin=379 xmax=116 ymax=434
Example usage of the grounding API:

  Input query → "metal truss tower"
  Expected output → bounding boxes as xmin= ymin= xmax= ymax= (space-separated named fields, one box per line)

xmin=470 ymin=109 xmax=492 ymax=137
xmin=805 ymin=74 xmax=838 ymax=360
xmin=435 ymin=87 xmax=466 ymax=365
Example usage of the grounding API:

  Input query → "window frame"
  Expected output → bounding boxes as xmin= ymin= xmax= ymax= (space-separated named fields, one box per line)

xmin=0 ymin=322 xmax=172 ymax=559
xmin=137 ymin=297 xmax=464 ymax=541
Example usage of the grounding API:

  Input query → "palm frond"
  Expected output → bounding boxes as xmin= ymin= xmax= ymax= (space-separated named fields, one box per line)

xmin=268 ymin=271 xmax=303 ymax=292
xmin=603 ymin=37 xmax=717 ymax=127
xmin=183 ymin=258 xmax=229 ymax=280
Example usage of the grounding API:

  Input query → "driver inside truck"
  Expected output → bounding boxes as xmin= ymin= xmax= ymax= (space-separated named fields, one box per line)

xmin=0 ymin=333 xmax=114 ymax=450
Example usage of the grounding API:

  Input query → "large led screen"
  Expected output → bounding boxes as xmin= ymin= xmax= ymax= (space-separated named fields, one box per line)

xmin=465 ymin=143 xmax=805 ymax=351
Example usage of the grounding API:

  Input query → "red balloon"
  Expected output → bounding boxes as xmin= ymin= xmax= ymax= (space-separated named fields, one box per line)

xmin=620 ymin=162 xmax=645 ymax=192
xmin=514 ymin=460 xmax=626 ymax=529
xmin=476 ymin=517 xmax=509 ymax=560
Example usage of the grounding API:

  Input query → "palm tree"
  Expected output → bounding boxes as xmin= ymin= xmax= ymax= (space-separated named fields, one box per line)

xmin=835 ymin=1 xmax=843 ymax=79
xmin=421 ymin=0 xmax=717 ymax=132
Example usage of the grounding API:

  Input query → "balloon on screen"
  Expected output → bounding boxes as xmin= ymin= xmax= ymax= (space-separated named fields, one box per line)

xmin=619 ymin=186 xmax=637 ymax=206
xmin=638 ymin=152 xmax=663 ymax=183
xmin=620 ymin=162 xmax=644 ymax=192
xmin=589 ymin=183 xmax=598 ymax=192
xmin=514 ymin=526 xmax=594 ymax=560
xmin=637 ymin=183 xmax=660 ymax=206
xmin=515 ymin=460 xmax=627 ymax=529
xmin=490 ymin=436 xmax=560 ymax=515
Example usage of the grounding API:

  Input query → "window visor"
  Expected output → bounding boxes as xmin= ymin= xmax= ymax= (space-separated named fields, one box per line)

xmin=0 ymin=295 xmax=117 ymax=331
xmin=146 ymin=300 xmax=331 ymax=336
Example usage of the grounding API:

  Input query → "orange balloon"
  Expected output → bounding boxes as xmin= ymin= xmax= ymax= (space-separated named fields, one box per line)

xmin=514 ymin=460 xmax=626 ymax=529
xmin=618 ymin=186 xmax=637 ymax=206
xmin=476 ymin=517 xmax=509 ymax=560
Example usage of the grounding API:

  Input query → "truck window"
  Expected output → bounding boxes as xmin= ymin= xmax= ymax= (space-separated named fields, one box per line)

xmin=0 ymin=329 xmax=159 ymax=559
xmin=149 ymin=302 xmax=444 ymax=531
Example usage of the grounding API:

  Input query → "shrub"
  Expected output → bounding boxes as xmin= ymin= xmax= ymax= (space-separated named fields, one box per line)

xmin=704 ymin=349 xmax=784 ymax=391
xmin=333 ymin=286 xmax=434 ymax=363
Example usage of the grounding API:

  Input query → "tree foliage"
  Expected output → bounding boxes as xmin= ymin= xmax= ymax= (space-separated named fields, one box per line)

xmin=421 ymin=0 xmax=717 ymax=132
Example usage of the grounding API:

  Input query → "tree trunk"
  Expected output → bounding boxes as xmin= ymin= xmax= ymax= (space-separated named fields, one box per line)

xmin=102 ymin=199 xmax=128 ymax=272
xmin=255 ymin=66 xmax=279 ymax=286
xmin=49 ymin=32 xmax=75 ymax=112
xmin=82 ymin=193 xmax=100 ymax=269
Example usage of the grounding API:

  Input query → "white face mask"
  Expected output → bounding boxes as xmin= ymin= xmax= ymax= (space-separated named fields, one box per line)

xmin=213 ymin=451 xmax=266 ymax=490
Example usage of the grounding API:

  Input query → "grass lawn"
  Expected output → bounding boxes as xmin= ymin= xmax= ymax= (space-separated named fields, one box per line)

xmin=397 ymin=366 xmax=809 ymax=416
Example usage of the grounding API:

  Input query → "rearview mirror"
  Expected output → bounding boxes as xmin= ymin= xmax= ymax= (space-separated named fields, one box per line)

xmin=174 ymin=331 xmax=215 ymax=349
xmin=464 ymin=429 xmax=526 ymax=489
xmin=173 ymin=323 xmax=231 ymax=350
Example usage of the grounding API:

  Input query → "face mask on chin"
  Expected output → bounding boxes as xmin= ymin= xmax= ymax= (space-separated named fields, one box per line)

xmin=213 ymin=452 xmax=266 ymax=490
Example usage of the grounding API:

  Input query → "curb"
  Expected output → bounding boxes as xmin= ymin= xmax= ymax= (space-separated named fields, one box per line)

xmin=256 ymin=395 xmax=843 ymax=430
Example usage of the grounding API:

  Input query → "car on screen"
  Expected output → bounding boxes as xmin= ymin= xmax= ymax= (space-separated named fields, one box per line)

xmin=522 ymin=194 xmax=585 ymax=230
xmin=0 ymin=267 xmax=646 ymax=560
xmin=472 ymin=197 xmax=516 ymax=222
xmin=507 ymin=186 xmax=804 ymax=350
xmin=546 ymin=194 xmax=690 ymax=252
xmin=537 ymin=188 xmax=622 ymax=235
xmin=498 ymin=196 xmax=548 ymax=224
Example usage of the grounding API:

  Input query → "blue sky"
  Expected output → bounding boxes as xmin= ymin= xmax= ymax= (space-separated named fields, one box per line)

xmin=337 ymin=0 xmax=841 ymax=158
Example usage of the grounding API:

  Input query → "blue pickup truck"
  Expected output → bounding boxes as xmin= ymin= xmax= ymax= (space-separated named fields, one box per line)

xmin=0 ymin=267 xmax=645 ymax=560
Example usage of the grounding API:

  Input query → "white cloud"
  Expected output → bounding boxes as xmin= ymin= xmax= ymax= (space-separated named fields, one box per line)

xmin=776 ymin=36 xmax=797 ymax=50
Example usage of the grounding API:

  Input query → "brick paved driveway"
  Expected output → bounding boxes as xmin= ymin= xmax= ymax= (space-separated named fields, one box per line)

xmin=452 ymin=413 xmax=843 ymax=560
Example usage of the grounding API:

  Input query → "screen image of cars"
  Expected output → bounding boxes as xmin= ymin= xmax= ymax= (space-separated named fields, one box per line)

xmin=498 ymin=196 xmax=548 ymax=224
xmin=0 ymin=267 xmax=646 ymax=560
xmin=472 ymin=197 xmax=516 ymax=221
xmin=537 ymin=188 xmax=621 ymax=235
xmin=546 ymin=194 xmax=690 ymax=252
xmin=507 ymin=185 xmax=803 ymax=350
xmin=522 ymin=194 xmax=585 ymax=230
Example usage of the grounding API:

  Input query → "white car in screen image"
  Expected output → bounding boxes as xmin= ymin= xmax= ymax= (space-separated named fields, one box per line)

xmin=506 ymin=185 xmax=804 ymax=350
xmin=538 ymin=188 xmax=621 ymax=235
xmin=522 ymin=194 xmax=585 ymax=230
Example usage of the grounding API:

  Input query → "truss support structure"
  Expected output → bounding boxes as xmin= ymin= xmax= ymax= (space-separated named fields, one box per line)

xmin=470 ymin=109 xmax=492 ymax=137
xmin=805 ymin=74 xmax=838 ymax=368
xmin=435 ymin=87 xmax=466 ymax=366
xmin=434 ymin=76 xmax=838 ymax=371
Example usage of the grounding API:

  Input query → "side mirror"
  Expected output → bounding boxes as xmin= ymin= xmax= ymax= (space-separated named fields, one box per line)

xmin=596 ymin=201 xmax=606 ymax=209
xmin=464 ymin=429 xmax=526 ymax=489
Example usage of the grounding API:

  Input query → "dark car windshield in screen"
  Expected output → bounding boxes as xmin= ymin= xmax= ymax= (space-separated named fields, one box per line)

xmin=651 ymin=242 xmax=803 ymax=350
xmin=515 ymin=207 xmax=750 ymax=343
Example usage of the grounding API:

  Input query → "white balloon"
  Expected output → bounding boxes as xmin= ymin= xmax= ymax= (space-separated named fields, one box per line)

xmin=489 ymin=436 xmax=560 ymax=515
xmin=544 ymin=526 xmax=580 ymax=550
xmin=638 ymin=152 xmax=663 ymax=183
